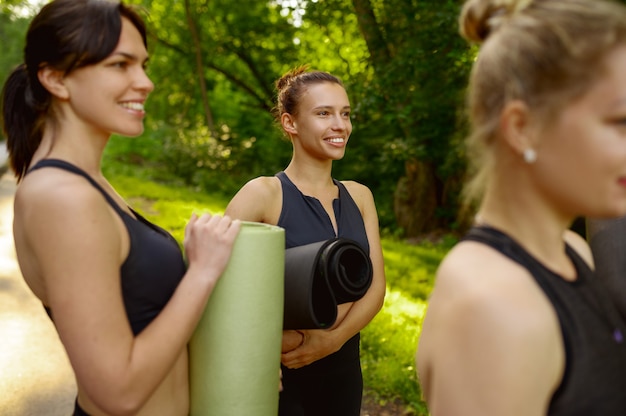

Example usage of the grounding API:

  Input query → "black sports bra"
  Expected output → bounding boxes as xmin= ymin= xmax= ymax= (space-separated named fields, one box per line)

xmin=29 ymin=159 xmax=186 ymax=334
xmin=463 ymin=226 xmax=626 ymax=415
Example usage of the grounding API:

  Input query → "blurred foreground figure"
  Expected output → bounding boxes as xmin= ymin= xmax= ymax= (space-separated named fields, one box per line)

xmin=417 ymin=1 xmax=626 ymax=415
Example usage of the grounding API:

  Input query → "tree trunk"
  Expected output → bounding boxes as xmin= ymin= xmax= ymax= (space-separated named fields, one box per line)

xmin=351 ymin=0 xmax=444 ymax=237
xmin=351 ymin=0 xmax=392 ymax=66
xmin=184 ymin=0 xmax=217 ymax=138
xmin=393 ymin=158 xmax=439 ymax=237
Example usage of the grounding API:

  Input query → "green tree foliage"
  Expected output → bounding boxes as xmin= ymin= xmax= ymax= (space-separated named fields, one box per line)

xmin=1 ymin=0 xmax=475 ymax=237
xmin=0 ymin=3 xmax=30 ymax=142
xmin=0 ymin=4 xmax=29 ymax=89
xmin=271 ymin=0 xmax=473 ymax=235
xmin=121 ymin=0 xmax=301 ymax=193
xmin=349 ymin=0 xmax=472 ymax=236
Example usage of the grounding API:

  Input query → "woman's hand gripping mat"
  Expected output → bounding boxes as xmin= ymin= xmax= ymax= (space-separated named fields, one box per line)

xmin=283 ymin=238 xmax=373 ymax=329
xmin=189 ymin=221 xmax=285 ymax=416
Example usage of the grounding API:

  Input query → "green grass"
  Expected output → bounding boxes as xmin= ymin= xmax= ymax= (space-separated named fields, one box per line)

xmin=104 ymin=156 xmax=452 ymax=415
xmin=104 ymin=160 xmax=231 ymax=243
xmin=359 ymin=238 xmax=454 ymax=414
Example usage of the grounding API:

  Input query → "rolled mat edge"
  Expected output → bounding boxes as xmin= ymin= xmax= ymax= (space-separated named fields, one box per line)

xmin=283 ymin=238 xmax=373 ymax=330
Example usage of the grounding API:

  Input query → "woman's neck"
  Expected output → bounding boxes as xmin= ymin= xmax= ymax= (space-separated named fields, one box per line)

xmin=284 ymin=159 xmax=334 ymax=188
xmin=476 ymin=188 xmax=576 ymax=278
xmin=34 ymin=120 xmax=106 ymax=176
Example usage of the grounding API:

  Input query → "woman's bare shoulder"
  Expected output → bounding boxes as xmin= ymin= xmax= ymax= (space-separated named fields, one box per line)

xmin=225 ymin=176 xmax=282 ymax=222
xmin=418 ymin=241 xmax=564 ymax=414
xmin=430 ymin=240 xmax=551 ymax=310
xmin=340 ymin=180 xmax=375 ymax=211
xmin=340 ymin=180 xmax=371 ymax=196
xmin=14 ymin=169 xmax=125 ymax=300
xmin=244 ymin=175 xmax=281 ymax=193
xmin=15 ymin=168 xmax=112 ymax=219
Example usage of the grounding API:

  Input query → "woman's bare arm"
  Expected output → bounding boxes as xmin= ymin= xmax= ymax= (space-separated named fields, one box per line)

xmin=15 ymin=173 xmax=239 ymax=415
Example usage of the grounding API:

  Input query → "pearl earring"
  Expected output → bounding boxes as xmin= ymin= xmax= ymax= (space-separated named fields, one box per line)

xmin=523 ymin=148 xmax=537 ymax=164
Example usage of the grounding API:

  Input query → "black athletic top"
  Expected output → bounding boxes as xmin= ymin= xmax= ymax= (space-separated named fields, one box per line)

xmin=464 ymin=226 xmax=626 ymax=415
xmin=276 ymin=171 xmax=369 ymax=252
xmin=29 ymin=159 xmax=186 ymax=335
xmin=276 ymin=171 xmax=368 ymax=416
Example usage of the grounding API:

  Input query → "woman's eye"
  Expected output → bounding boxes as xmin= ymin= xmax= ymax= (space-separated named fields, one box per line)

xmin=111 ymin=61 xmax=128 ymax=68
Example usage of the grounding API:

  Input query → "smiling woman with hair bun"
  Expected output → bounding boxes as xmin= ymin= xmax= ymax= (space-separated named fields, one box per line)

xmin=226 ymin=66 xmax=386 ymax=415
xmin=416 ymin=0 xmax=626 ymax=415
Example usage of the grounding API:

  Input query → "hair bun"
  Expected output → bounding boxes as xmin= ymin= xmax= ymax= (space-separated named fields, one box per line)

xmin=460 ymin=0 xmax=533 ymax=43
xmin=275 ymin=65 xmax=309 ymax=92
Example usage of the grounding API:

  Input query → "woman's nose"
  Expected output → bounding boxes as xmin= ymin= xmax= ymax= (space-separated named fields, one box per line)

xmin=135 ymin=68 xmax=154 ymax=94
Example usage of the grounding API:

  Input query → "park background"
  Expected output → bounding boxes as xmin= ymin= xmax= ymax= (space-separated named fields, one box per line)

xmin=1 ymin=0 xmax=612 ymax=414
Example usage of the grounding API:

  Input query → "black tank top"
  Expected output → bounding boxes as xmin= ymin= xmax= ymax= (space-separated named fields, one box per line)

xmin=276 ymin=171 xmax=369 ymax=253
xmin=29 ymin=159 xmax=186 ymax=335
xmin=275 ymin=171 xmax=366 ymax=400
xmin=464 ymin=226 xmax=626 ymax=415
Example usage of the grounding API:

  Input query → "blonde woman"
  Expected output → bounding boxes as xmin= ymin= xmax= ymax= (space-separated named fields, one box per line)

xmin=417 ymin=0 xmax=626 ymax=415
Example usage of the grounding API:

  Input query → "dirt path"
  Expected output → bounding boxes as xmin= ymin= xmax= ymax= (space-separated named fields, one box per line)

xmin=0 ymin=172 xmax=76 ymax=416
xmin=360 ymin=390 xmax=418 ymax=416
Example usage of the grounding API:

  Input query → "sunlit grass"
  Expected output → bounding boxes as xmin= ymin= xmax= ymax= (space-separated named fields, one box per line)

xmin=361 ymin=290 xmax=428 ymax=414
xmin=358 ymin=236 xmax=454 ymax=415
xmin=381 ymin=237 xmax=454 ymax=301
xmin=104 ymin=156 xmax=451 ymax=415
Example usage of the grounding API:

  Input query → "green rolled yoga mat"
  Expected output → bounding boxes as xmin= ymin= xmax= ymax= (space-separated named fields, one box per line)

xmin=189 ymin=221 xmax=285 ymax=416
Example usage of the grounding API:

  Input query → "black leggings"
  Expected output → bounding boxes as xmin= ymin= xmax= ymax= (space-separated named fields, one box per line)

xmin=278 ymin=333 xmax=362 ymax=416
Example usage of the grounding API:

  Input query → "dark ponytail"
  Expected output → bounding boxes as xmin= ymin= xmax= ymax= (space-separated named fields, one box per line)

xmin=1 ymin=64 xmax=44 ymax=181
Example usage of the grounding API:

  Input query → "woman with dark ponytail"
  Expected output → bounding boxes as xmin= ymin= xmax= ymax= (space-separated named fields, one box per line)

xmin=1 ymin=1 xmax=240 ymax=415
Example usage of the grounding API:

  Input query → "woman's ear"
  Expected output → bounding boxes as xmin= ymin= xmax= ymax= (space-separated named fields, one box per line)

xmin=500 ymin=100 xmax=536 ymax=156
xmin=281 ymin=113 xmax=298 ymax=135
xmin=37 ymin=66 xmax=69 ymax=100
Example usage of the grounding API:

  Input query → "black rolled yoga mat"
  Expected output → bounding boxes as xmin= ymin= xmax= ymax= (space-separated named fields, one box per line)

xmin=283 ymin=238 xmax=373 ymax=330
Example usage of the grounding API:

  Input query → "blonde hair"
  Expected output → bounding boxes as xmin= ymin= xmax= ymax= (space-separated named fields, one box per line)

xmin=459 ymin=0 xmax=626 ymax=204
